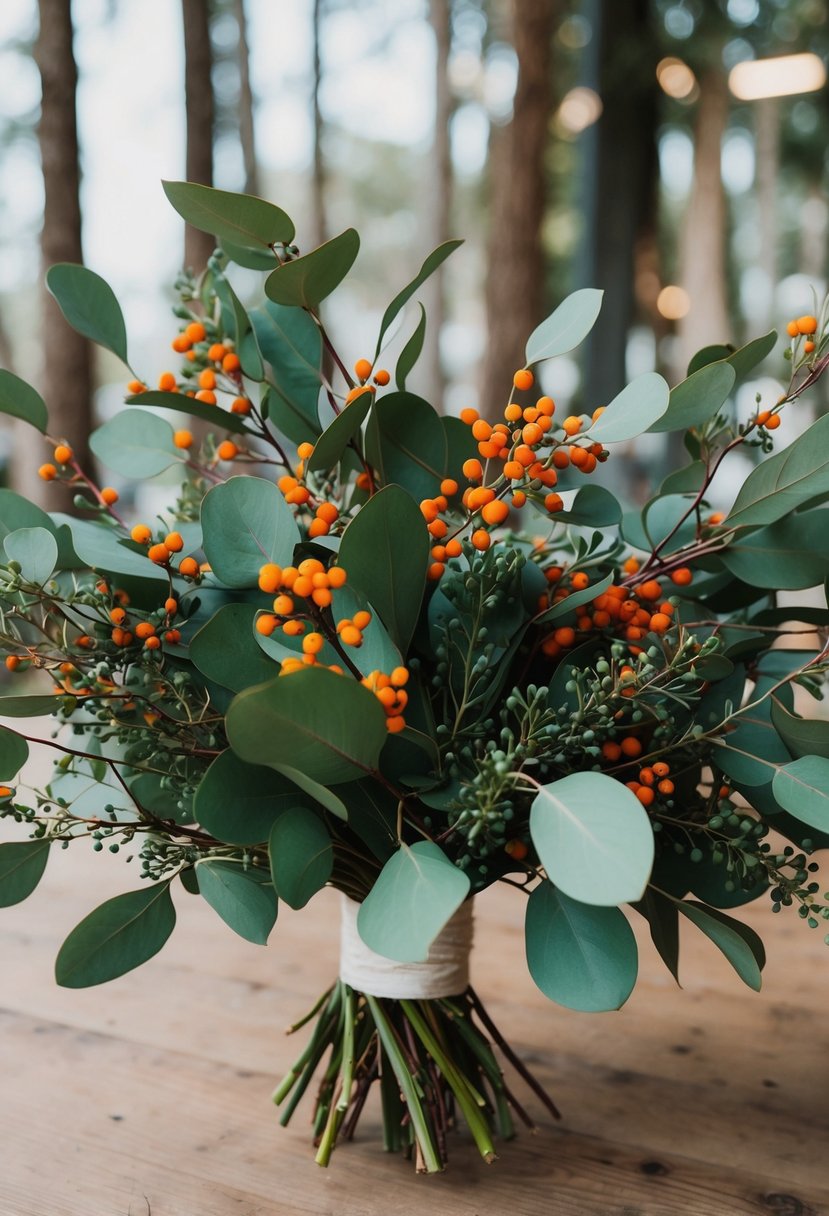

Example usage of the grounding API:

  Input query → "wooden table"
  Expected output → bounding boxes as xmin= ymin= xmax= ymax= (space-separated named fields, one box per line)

xmin=2 ymin=768 xmax=829 ymax=1213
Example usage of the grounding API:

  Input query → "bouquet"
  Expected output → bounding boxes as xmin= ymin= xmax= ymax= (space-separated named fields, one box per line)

xmin=1 ymin=182 xmax=828 ymax=1174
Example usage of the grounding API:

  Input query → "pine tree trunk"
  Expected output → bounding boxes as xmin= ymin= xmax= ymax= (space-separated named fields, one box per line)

xmin=480 ymin=0 xmax=557 ymax=422
xmin=674 ymin=67 xmax=731 ymax=379
xmin=30 ymin=0 xmax=93 ymax=507
xmin=235 ymin=0 xmax=259 ymax=197
xmin=182 ymin=0 xmax=215 ymax=271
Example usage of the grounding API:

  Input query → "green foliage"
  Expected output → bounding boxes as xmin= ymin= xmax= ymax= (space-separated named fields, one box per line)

xmin=201 ymin=476 xmax=300 ymax=588
xmin=357 ymin=841 xmax=470 ymax=963
xmin=0 ymin=370 xmax=48 ymax=433
xmin=307 ymin=390 xmax=373 ymax=475
xmin=226 ymin=666 xmax=388 ymax=785
xmin=0 ymin=840 xmax=50 ymax=907
xmin=649 ymin=362 xmax=736 ymax=434
xmin=189 ymin=603 xmax=277 ymax=691
xmin=395 ymin=304 xmax=426 ymax=390
xmin=127 ymin=390 xmax=251 ymax=435
xmin=194 ymin=751 xmax=305 ymax=845
xmin=249 ymin=302 xmax=323 ymax=443
xmin=688 ymin=330 xmax=777 ymax=381
xmin=0 ymin=727 xmax=28 ymax=781
xmin=90 ymin=410 xmax=186 ymax=480
xmin=196 ymin=860 xmax=277 ymax=943
xmin=721 ymin=511 xmax=829 ymax=589
xmin=671 ymin=897 xmax=764 ymax=991
xmin=265 ymin=229 xmax=360 ymax=309
xmin=553 ymin=486 xmax=621 ymax=527
xmin=46 ymin=264 xmax=129 ymax=364
xmin=59 ymin=517 xmax=169 ymax=585
xmin=55 ymin=883 xmax=176 ymax=987
xmin=374 ymin=240 xmax=462 ymax=358
xmin=524 ymin=288 xmax=603 ymax=365
xmin=727 ymin=413 xmax=829 ymax=528
xmin=162 ymin=180 xmax=295 ymax=249
xmin=4 ymin=527 xmax=57 ymax=584
xmin=529 ymin=772 xmax=654 ymax=906
xmin=268 ymin=807 xmax=333 ymax=909
xmin=525 ymin=882 xmax=638 ymax=1011
xmin=586 ymin=372 xmax=669 ymax=443
xmin=366 ymin=392 xmax=448 ymax=501
xmin=772 ymin=756 xmax=829 ymax=832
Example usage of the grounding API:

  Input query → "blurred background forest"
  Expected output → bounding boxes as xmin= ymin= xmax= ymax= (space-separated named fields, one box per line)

xmin=0 ymin=0 xmax=827 ymax=516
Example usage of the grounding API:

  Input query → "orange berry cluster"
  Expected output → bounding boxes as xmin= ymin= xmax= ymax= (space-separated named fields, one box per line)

xmin=131 ymin=321 xmax=251 ymax=416
xmin=786 ymin=314 xmax=819 ymax=355
xmin=130 ymin=524 xmax=201 ymax=579
xmin=360 ymin=667 xmax=409 ymax=733
xmin=420 ymin=479 xmax=464 ymax=578
xmin=38 ymin=443 xmax=120 ymax=506
xmin=105 ymin=590 xmax=181 ymax=651
xmin=624 ymin=760 xmax=674 ymax=807
xmin=256 ymin=558 xmax=347 ymax=638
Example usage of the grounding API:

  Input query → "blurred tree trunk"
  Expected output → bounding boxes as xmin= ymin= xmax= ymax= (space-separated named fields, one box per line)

xmin=235 ymin=0 xmax=259 ymax=196
xmin=582 ymin=0 xmax=660 ymax=408
xmin=753 ymin=97 xmax=778 ymax=332
xmin=480 ymin=0 xmax=557 ymax=422
xmin=309 ymin=0 xmax=327 ymax=252
xmin=29 ymin=0 xmax=93 ymax=507
xmin=674 ymin=66 xmax=731 ymax=379
xmin=182 ymin=0 xmax=215 ymax=271
xmin=418 ymin=0 xmax=452 ymax=408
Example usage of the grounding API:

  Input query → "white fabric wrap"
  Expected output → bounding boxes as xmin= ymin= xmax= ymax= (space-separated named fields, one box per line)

xmin=339 ymin=894 xmax=473 ymax=999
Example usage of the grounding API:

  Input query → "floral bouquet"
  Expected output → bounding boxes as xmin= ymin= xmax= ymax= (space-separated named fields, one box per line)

xmin=1 ymin=183 xmax=829 ymax=1173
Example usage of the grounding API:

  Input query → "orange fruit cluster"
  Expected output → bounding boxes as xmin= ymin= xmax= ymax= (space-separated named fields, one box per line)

xmin=786 ymin=314 xmax=819 ymax=355
xmin=101 ymin=586 xmax=181 ymax=651
xmin=353 ymin=358 xmax=390 ymax=388
xmin=361 ymin=666 xmax=409 ymax=732
xmin=625 ymin=760 xmax=674 ymax=807
xmin=256 ymin=559 xmax=347 ymax=638
xmin=130 ymin=524 xmax=200 ymax=580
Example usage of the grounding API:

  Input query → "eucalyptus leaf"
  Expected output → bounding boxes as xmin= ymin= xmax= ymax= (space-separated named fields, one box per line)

xmin=671 ymin=897 xmax=764 ymax=991
xmin=194 ymin=750 xmax=308 ymax=845
xmin=269 ymin=807 xmax=332 ymax=909
xmin=249 ymin=302 xmax=322 ymax=444
xmin=189 ymin=603 xmax=277 ymax=691
xmin=721 ymin=511 xmax=829 ymax=590
xmin=4 ymin=527 xmax=58 ymax=584
xmin=196 ymin=860 xmax=277 ymax=944
xmin=0 ymin=839 xmax=50 ymax=907
xmin=726 ymin=413 xmax=829 ymax=529
xmin=265 ymin=228 xmax=360 ymax=309
xmin=772 ymin=756 xmax=829 ymax=833
xmin=162 ymin=180 xmax=295 ymax=249
xmin=375 ymin=240 xmax=462 ymax=357
xmin=649 ymin=362 xmax=736 ymax=435
xmin=46 ymin=263 xmax=128 ymax=363
xmin=395 ymin=303 xmax=426 ymax=390
xmin=365 ymin=392 xmax=448 ymax=501
xmin=55 ymin=883 xmax=176 ymax=987
xmin=585 ymin=372 xmax=669 ymax=443
xmin=525 ymin=289 xmax=603 ymax=365
xmin=201 ymin=476 xmax=300 ymax=588
xmin=0 ymin=370 xmax=48 ymax=433
xmin=307 ymin=389 xmax=373 ymax=474
xmin=0 ymin=726 xmax=28 ymax=781
xmin=126 ymin=389 xmax=250 ymax=435
xmin=90 ymin=410 xmax=185 ymax=480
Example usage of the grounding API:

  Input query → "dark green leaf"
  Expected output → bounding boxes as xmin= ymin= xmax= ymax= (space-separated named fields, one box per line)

xmin=201 ymin=476 xmax=300 ymax=588
xmin=334 ymin=780 xmax=398 ymax=861
xmin=55 ymin=883 xmax=176 ymax=987
xmin=672 ymin=897 xmax=764 ymax=991
xmin=357 ymin=841 xmax=470 ymax=963
xmin=270 ymin=763 xmax=347 ymax=820
xmin=553 ymin=486 xmax=621 ymax=528
xmin=726 ymin=413 xmax=829 ymax=529
xmin=525 ymin=881 xmax=638 ymax=1011
xmin=687 ymin=331 xmax=776 ymax=380
xmin=772 ymin=756 xmax=829 ymax=833
xmin=0 ymin=370 xmax=48 ymax=433
xmin=649 ymin=362 xmax=736 ymax=434
xmin=162 ymin=180 xmax=295 ymax=249
xmin=365 ymin=391 xmax=448 ymax=501
xmin=221 ymin=239 xmax=277 ymax=270
xmin=534 ymin=572 xmax=613 ymax=626
xmin=126 ymin=390 xmax=250 ymax=435
xmin=0 ymin=695 xmax=62 ymax=717
xmin=189 ymin=603 xmax=277 ymax=691
xmin=632 ymin=888 xmax=679 ymax=982
xmin=196 ymin=860 xmax=277 ymax=944
xmin=338 ymin=485 xmax=430 ymax=652
xmin=90 ymin=410 xmax=186 ymax=480
xmin=249 ymin=302 xmax=322 ymax=445
xmin=770 ymin=698 xmax=829 ymax=760
xmin=268 ymin=807 xmax=332 ymax=910
xmin=0 ymin=490 xmax=59 ymax=550
xmin=721 ymin=510 xmax=829 ymax=590
xmin=307 ymin=389 xmax=373 ymax=474
xmin=0 ymin=840 xmax=50 ymax=907
xmin=395 ymin=303 xmax=426 ymax=391
xmin=264 ymin=228 xmax=360 ymax=309
xmin=46 ymin=263 xmax=128 ymax=363
xmin=226 ymin=666 xmax=388 ymax=785
xmin=375 ymin=240 xmax=462 ymax=357
xmin=194 ymin=750 xmax=307 ymax=845
xmin=4 ymin=527 xmax=58 ymax=584
xmin=0 ymin=726 xmax=28 ymax=781
xmin=525 ymin=289 xmax=603 ymax=365
xmin=714 ymin=710 xmax=791 ymax=787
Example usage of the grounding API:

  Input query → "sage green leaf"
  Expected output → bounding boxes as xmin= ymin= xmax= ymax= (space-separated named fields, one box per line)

xmin=55 ymin=883 xmax=176 ymax=987
xmin=553 ymin=486 xmax=621 ymax=527
xmin=90 ymin=410 xmax=185 ymax=480
xmin=0 ymin=840 xmax=49 ymax=907
xmin=649 ymin=362 xmax=736 ymax=434
xmin=357 ymin=840 xmax=470 ymax=963
xmin=534 ymin=572 xmax=613 ymax=626
xmin=226 ymin=666 xmax=388 ymax=785
xmin=307 ymin=389 xmax=373 ymax=474
xmin=770 ymin=698 xmax=829 ymax=760
xmin=4 ymin=527 xmax=58 ymax=584
xmin=529 ymin=771 xmax=654 ymax=906
xmin=0 ymin=370 xmax=48 ymax=433
xmin=189 ymin=603 xmax=277 ymax=692
xmin=721 ymin=511 xmax=829 ymax=589
xmin=659 ymin=460 xmax=708 ymax=497
xmin=772 ymin=756 xmax=829 ymax=833
xmin=194 ymin=751 xmax=306 ymax=845
xmin=196 ymin=860 xmax=277 ymax=944
xmin=375 ymin=240 xmax=462 ymax=357
xmin=338 ymin=484 xmax=430 ymax=652
xmin=162 ymin=180 xmax=295 ymax=249
xmin=0 ymin=695 xmax=61 ymax=716
xmin=442 ymin=414 xmax=477 ymax=487
xmin=201 ymin=476 xmax=300 ymax=588
xmin=127 ymin=390 xmax=250 ymax=435
xmin=726 ymin=413 xmax=829 ymax=529
xmin=58 ymin=517 xmax=168 ymax=585
xmin=713 ymin=711 xmax=791 ymax=786
xmin=271 ymin=763 xmax=347 ymax=821
xmin=0 ymin=490 xmax=59 ymax=549
xmin=687 ymin=330 xmax=776 ymax=379
xmin=525 ymin=881 xmax=638 ymax=1011
xmin=525 ymin=288 xmax=603 ymax=365
xmin=395 ymin=303 xmax=426 ymax=390
xmin=221 ymin=239 xmax=277 ymax=270
xmin=625 ymin=493 xmax=698 ymax=552
xmin=334 ymin=779 xmax=398 ymax=861
xmin=632 ymin=888 xmax=679 ymax=983
xmin=585 ymin=372 xmax=669 ymax=443
xmin=269 ymin=807 xmax=332 ymax=910
xmin=249 ymin=302 xmax=322 ymax=445
xmin=672 ymin=897 xmax=763 ymax=991
xmin=365 ymin=392 xmax=448 ymax=501
xmin=0 ymin=726 xmax=27 ymax=781
xmin=46 ymin=263 xmax=128 ymax=363
xmin=264 ymin=228 xmax=360 ymax=309
xmin=212 ymin=270 xmax=264 ymax=381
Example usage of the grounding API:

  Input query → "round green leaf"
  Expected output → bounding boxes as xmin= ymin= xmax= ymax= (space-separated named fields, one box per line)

xmin=4 ymin=527 xmax=58 ymax=584
xmin=648 ymin=362 xmax=736 ymax=434
xmin=189 ymin=603 xmax=277 ymax=692
xmin=249 ymin=302 xmax=322 ymax=445
xmin=264 ymin=228 xmax=360 ymax=309
xmin=90 ymin=410 xmax=185 ymax=480
xmin=0 ymin=370 xmax=48 ymax=433
xmin=525 ymin=288 xmax=603 ymax=365
xmin=0 ymin=490 xmax=59 ymax=549
xmin=0 ymin=840 xmax=50 ymax=908
xmin=58 ymin=517 xmax=169 ymax=585
xmin=196 ymin=860 xmax=277 ymax=944
xmin=200 ymin=476 xmax=300 ymax=588
xmin=530 ymin=771 xmax=654 ymax=906
xmin=162 ymin=180 xmax=295 ymax=248
xmin=365 ymin=392 xmax=448 ymax=501
xmin=55 ymin=882 xmax=176 ymax=988
xmin=0 ymin=726 xmax=28 ymax=781
xmin=357 ymin=841 xmax=470 ymax=963
xmin=772 ymin=756 xmax=829 ymax=833
xmin=46 ymin=263 xmax=128 ymax=363
xmin=585 ymin=372 xmax=669 ymax=444
xmin=525 ymin=882 xmax=638 ymax=1011
xmin=721 ymin=510 xmax=829 ymax=590
xmin=268 ymin=806 xmax=332 ymax=910
xmin=226 ymin=666 xmax=388 ymax=785
xmin=194 ymin=750 xmax=307 ymax=845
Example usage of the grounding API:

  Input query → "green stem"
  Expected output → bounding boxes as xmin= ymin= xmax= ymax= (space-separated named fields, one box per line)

xmin=366 ymin=995 xmax=442 ymax=1173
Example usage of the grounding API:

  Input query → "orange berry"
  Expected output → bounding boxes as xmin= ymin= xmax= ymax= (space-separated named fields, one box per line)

xmin=131 ymin=524 xmax=152 ymax=545
xmin=340 ymin=624 xmax=363 ymax=647
xmin=100 ymin=487 xmax=119 ymax=505
xmin=198 ymin=369 xmax=216 ymax=390
xmin=164 ymin=531 xmax=184 ymax=553
xmin=303 ymin=632 xmax=325 ymax=655
xmin=373 ymin=368 xmax=390 ymax=386
xmin=481 ymin=499 xmax=510 ymax=526
xmin=178 ymin=557 xmax=200 ymax=578
xmin=536 ymin=396 xmax=555 ymax=416
xmin=602 ymin=741 xmax=622 ymax=762
xmin=308 ymin=519 xmax=329 ymax=539
xmin=328 ymin=567 xmax=347 ymax=589
xmin=755 ymin=410 xmax=771 ymax=427
xmin=222 ymin=352 xmax=241 ymax=374
xmin=164 ymin=628 xmax=181 ymax=644
xmin=522 ymin=423 xmax=543 ymax=446
xmin=657 ymin=779 xmax=675 ymax=795
xmin=638 ymin=579 xmax=663 ymax=601
xmin=804 ymin=340 xmax=816 ymax=354
xmin=511 ymin=491 xmax=527 ymax=508
xmin=353 ymin=357 xmax=372 ymax=381
xmin=796 ymin=315 xmax=818 ymax=335
xmin=652 ymin=761 xmax=670 ymax=778
xmin=54 ymin=444 xmax=73 ymax=465
xmin=195 ymin=389 xmax=217 ymax=405
xmin=765 ymin=413 xmax=781 ymax=430
xmin=143 ymin=635 xmax=161 ymax=650
xmin=504 ymin=403 xmax=523 ymax=423
xmin=670 ymin=568 xmax=692 ymax=586
xmin=513 ymin=368 xmax=534 ymax=391
xmin=208 ymin=343 xmax=226 ymax=362
xmin=786 ymin=320 xmax=799 ymax=338
xmin=445 ymin=538 xmax=463 ymax=558
xmin=386 ymin=715 xmax=406 ymax=734
xmin=622 ymin=557 xmax=640 ymax=575
xmin=127 ymin=379 xmax=146 ymax=394
xmin=462 ymin=458 xmax=483 ymax=482
xmin=256 ymin=613 xmax=278 ymax=637
xmin=353 ymin=611 xmax=372 ymax=630
xmin=311 ymin=587 xmax=332 ymax=607
xmin=459 ymin=407 xmax=479 ymax=425
xmin=272 ymin=594 xmax=294 ymax=616
xmin=571 ymin=572 xmax=590 ymax=591
xmin=562 ymin=416 xmax=582 ymax=436
xmin=185 ymin=321 xmax=207 ymax=343
xmin=292 ymin=575 xmax=314 ymax=598
xmin=230 ymin=396 xmax=251 ymax=414
xmin=428 ymin=518 xmax=448 ymax=540
xmin=636 ymin=786 xmax=655 ymax=807
xmin=620 ymin=736 xmax=642 ymax=758
xmin=38 ymin=463 xmax=57 ymax=481
xmin=109 ymin=607 xmax=127 ymax=625
xmin=544 ymin=493 xmax=563 ymax=514
xmin=217 ymin=441 xmax=238 ymax=461
xmin=172 ymin=334 xmax=191 ymax=353
xmin=428 ymin=561 xmax=445 ymax=581
xmin=553 ymin=626 xmax=575 ymax=648
xmin=471 ymin=529 xmax=491 ymax=551
xmin=472 ymin=419 xmax=492 ymax=441
xmin=258 ymin=564 xmax=283 ymax=593
xmin=174 ymin=429 xmax=193 ymax=450
xmin=164 ymin=598 xmax=178 ymax=615
xmin=148 ymin=543 xmax=170 ymax=565
xmin=649 ymin=612 xmax=671 ymax=634
xmin=552 ymin=449 xmax=570 ymax=469
xmin=135 ymin=622 xmax=156 ymax=640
